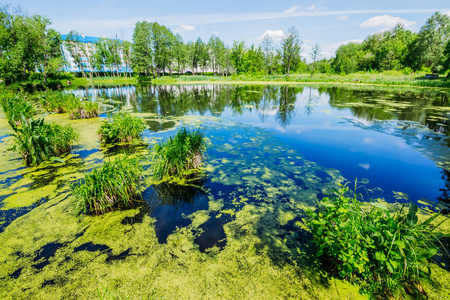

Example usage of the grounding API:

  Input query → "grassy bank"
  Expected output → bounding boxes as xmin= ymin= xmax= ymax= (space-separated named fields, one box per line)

xmin=149 ymin=72 xmax=450 ymax=89
xmin=64 ymin=76 xmax=137 ymax=87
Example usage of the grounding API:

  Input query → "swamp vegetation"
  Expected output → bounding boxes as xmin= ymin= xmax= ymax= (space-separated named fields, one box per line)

xmin=0 ymin=84 xmax=449 ymax=299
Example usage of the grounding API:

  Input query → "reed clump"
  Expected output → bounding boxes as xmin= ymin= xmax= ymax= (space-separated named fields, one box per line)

xmin=307 ymin=183 xmax=447 ymax=299
xmin=69 ymin=100 xmax=99 ymax=120
xmin=73 ymin=157 xmax=143 ymax=215
xmin=0 ymin=95 xmax=35 ymax=125
xmin=150 ymin=126 xmax=206 ymax=181
xmin=98 ymin=112 xmax=146 ymax=144
xmin=40 ymin=91 xmax=80 ymax=113
xmin=9 ymin=116 xmax=78 ymax=165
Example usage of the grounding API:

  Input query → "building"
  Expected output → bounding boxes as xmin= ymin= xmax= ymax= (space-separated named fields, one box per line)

xmin=61 ymin=34 xmax=132 ymax=74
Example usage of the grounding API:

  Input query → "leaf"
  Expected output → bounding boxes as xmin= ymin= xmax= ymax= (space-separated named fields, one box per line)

xmin=50 ymin=157 xmax=65 ymax=164
xmin=407 ymin=202 xmax=419 ymax=227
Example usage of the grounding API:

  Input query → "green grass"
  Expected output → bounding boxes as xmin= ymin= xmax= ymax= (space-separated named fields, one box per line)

xmin=98 ymin=112 xmax=146 ymax=144
xmin=307 ymin=182 xmax=448 ymax=299
xmin=72 ymin=157 xmax=143 ymax=215
xmin=65 ymin=76 xmax=137 ymax=87
xmin=40 ymin=91 xmax=81 ymax=113
xmin=8 ymin=116 xmax=78 ymax=165
xmin=69 ymin=100 xmax=99 ymax=120
xmin=150 ymin=126 xmax=206 ymax=181
xmin=0 ymin=95 xmax=35 ymax=125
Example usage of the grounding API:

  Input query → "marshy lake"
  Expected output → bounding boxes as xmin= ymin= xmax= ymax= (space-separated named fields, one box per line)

xmin=1 ymin=84 xmax=449 ymax=299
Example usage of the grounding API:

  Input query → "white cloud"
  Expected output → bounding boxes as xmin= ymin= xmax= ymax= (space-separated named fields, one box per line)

xmin=445 ymin=11 xmax=450 ymax=17
xmin=284 ymin=6 xmax=299 ymax=14
xmin=211 ymin=31 xmax=219 ymax=35
xmin=360 ymin=15 xmax=416 ymax=30
xmin=175 ymin=24 xmax=195 ymax=32
xmin=322 ymin=39 xmax=363 ymax=58
xmin=256 ymin=29 xmax=284 ymax=42
xmin=336 ymin=15 xmax=348 ymax=21
xmin=307 ymin=5 xmax=316 ymax=11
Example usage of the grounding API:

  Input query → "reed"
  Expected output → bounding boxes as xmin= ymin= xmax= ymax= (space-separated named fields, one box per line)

xmin=98 ymin=112 xmax=146 ymax=144
xmin=0 ymin=95 xmax=35 ymax=125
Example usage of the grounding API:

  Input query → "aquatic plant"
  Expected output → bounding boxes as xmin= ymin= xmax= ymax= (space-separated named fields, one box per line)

xmin=0 ymin=95 xmax=35 ymax=124
xmin=98 ymin=112 xmax=146 ymax=144
xmin=9 ymin=116 xmax=78 ymax=165
xmin=69 ymin=100 xmax=99 ymax=120
xmin=73 ymin=157 xmax=143 ymax=215
xmin=150 ymin=126 xmax=206 ymax=181
xmin=40 ymin=91 xmax=80 ymax=113
xmin=307 ymin=183 xmax=446 ymax=299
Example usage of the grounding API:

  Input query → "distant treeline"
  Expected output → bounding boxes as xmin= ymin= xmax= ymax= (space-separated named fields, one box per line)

xmin=0 ymin=3 xmax=449 ymax=85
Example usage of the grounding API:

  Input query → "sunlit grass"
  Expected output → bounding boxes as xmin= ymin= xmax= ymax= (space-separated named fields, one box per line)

xmin=73 ymin=157 xmax=143 ymax=215
xmin=0 ymin=94 xmax=35 ymax=125
xmin=40 ymin=91 xmax=80 ymax=113
xmin=69 ymin=100 xmax=99 ymax=120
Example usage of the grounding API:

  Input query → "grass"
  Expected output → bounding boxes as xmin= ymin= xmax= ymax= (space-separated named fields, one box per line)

xmin=69 ymin=100 xmax=99 ymax=120
xmin=65 ymin=76 xmax=137 ymax=87
xmin=98 ymin=112 xmax=146 ymax=144
xmin=40 ymin=91 xmax=81 ymax=113
xmin=307 ymin=182 xmax=448 ymax=299
xmin=150 ymin=126 xmax=206 ymax=181
xmin=0 ymin=95 xmax=35 ymax=125
xmin=72 ymin=156 xmax=143 ymax=215
xmin=8 ymin=116 xmax=78 ymax=165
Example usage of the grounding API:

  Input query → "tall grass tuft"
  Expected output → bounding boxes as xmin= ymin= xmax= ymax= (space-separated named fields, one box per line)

xmin=307 ymin=182 xmax=447 ymax=299
xmin=73 ymin=157 xmax=143 ymax=215
xmin=98 ymin=112 xmax=146 ymax=144
xmin=150 ymin=126 xmax=206 ymax=181
xmin=69 ymin=100 xmax=99 ymax=120
xmin=40 ymin=91 xmax=80 ymax=113
xmin=0 ymin=95 xmax=35 ymax=125
xmin=9 ymin=116 xmax=78 ymax=165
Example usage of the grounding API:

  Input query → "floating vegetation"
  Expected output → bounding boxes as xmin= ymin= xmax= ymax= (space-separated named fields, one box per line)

xmin=307 ymin=183 xmax=447 ymax=299
xmin=8 ymin=116 xmax=78 ymax=165
xmin=69 ymin=101 xmax=99 ymax=120
xmin=73 ymin=157 xmax=143 ymax=215
xmin=150 ymin=126 xmax=206 ymax=181
xmin=40 ymin=91 xmax=80 ymax=113
xmin=98 ymin=112 xmax=146 ymax=144
xmin=0 ymin=95 xmax=35 ymax=125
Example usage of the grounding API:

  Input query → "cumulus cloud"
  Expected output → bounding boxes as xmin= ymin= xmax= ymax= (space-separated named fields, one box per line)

xmin=256 ymin=29 xmax=284 ymax=42
xmin=177 ymin=24 xmax=195 ymax=32
xmin=336 ymin=15 xmax=348 ymax=21
xmin=360 ymin=15 xmax=416 ymax=30
xmin=307 ymin=5 xmax=316 ymax=11
xmin=284 ymin=6 xmax=299 ymax=13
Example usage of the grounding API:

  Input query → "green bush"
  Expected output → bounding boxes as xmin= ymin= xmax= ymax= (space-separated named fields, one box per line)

xmin=73 ymin=157 xmax=143 ymax=215
xmin=40 ymin=91 xmax=80 ymax=113
xmin=150 ymin=126 xmax=206 ymax=181
xmin=0 ymin=95 xmax=35 ymax=124
xmin=307 ymin=183 xmax=445 ymax=299
xmin=98 ymin=112 xmax=146 ymax=144
xmin=9 ymin=116 xmax=78 ymax=165
xmin=69 ymin=100 xmax=99 ymax=120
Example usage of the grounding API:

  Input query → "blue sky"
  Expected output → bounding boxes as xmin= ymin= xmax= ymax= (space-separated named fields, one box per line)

xmin=5 ymin=0 xmax=450 ymax=59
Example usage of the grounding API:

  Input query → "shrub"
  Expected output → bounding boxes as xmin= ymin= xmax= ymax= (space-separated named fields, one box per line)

xmin=98 ymin=112 xmax=146 ymax=144
xmin=0 ymin=95 xmax=35 ymax=124
xmin=40 ymin=91 xmax=80 ymax=113
xmin=9 ymin=116 xmax=78 ymax=165
xmin=73 ymin=157 xmax=143 ymax=215
xmin=150 ymin=126 xmax=206 ymax=181
xmin=69 ymin=101 xmax=99 ymax=120
xmin=307 ymin=183 xmax=445 ymax=299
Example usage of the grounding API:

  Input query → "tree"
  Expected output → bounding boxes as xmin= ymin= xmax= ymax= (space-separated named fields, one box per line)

xmin=37 ymin=27 xmax=65 ymax=83
xmin=122 ymin=40 xmax=132 ymax=77
xmin=332 ymin=42 xmax=364 ymax=74
xmin=65 ymin=30 xmax=88 ymax=78
xmin=281 ymin=26 xmax=302 ymax=76
xmin=310 ymin=43 xmax=321 ymax=78
xmin=152 ymin=22 xmax=174 ymax=76
xmin=132 ymin=21 xmax=153 ymax=77
xmin=260 ymin=34 xmax=275 ymax=76
xmin=231 ymin=40 xmax=246 ymax=74
xmin=172 ymin=33 xmax=187 ymax=75
xmin=409 ymin=12 xmax=450 ymax=72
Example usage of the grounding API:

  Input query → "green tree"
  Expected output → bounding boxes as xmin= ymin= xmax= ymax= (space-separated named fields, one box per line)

xmin=37 ymin=27 xmax=65 ymax=83
xmin=281 ymin=26 xmax=302 ymax=76
xmin=132 ymin=21 xmax=154 ymax=77
xmin=332 ymin=42 xmax=364 ymax=74
xmin=310 ymin=43 xmax=321 ymax=78
xmin=152 ymin=22 xmax=174 ymax=76
xmin=65 ymin=30 xmax=89 ymax=78
xmin=260 ymin=34 xmax=275 ymax=76
xmin=231 ymin=40 xmax=246 ymax=74
xmin=172 ymin=33 xmax=187 ymax=75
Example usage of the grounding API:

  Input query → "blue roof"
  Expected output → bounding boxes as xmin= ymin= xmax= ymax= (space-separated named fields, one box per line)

xmin=61 ymin=35 xmax=121 ymax=43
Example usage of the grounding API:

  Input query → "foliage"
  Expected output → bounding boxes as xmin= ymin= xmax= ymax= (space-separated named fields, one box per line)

xmin=98 ymin=112 xmax=146 ymax=144
xmin=0 ymin=94 xmax=35 ymax=124
xmin=281 ymin=26 xmax=302 ymax=76
xmin=73 ymin=157 xmax=143 ymax=215
xmin=40 ymin=91 xmax=80 ymax=113
xmin=8 ymin=116 xmax=78 ymax=165
xmin=69 ymin=100 xmax=99 ymax=120
xmin=307 ymin=183 xmax=446 ymax=298
xmin=150 ymin=126 xmax=206 ymax=181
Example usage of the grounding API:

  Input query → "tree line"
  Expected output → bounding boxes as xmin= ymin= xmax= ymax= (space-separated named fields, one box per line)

xmin=0 ymin=3 xmax=450 ymax=85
